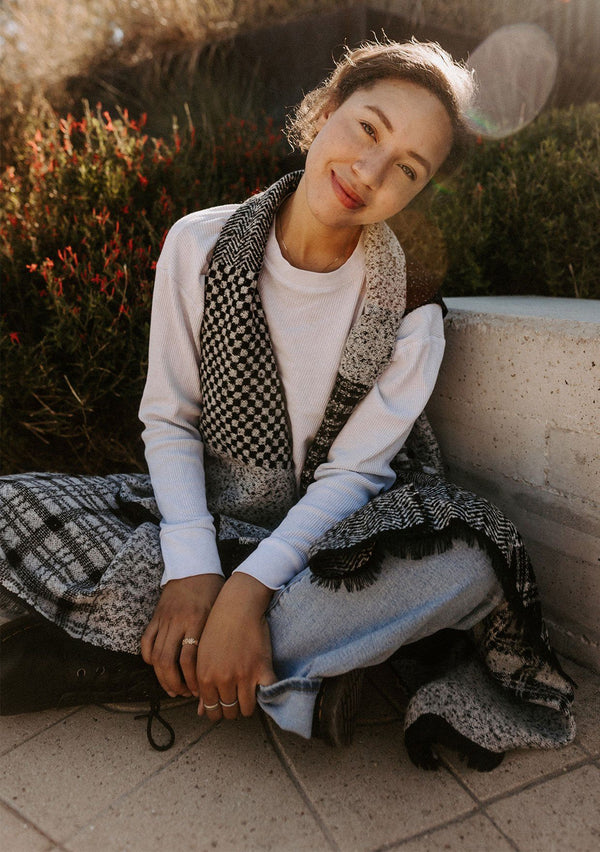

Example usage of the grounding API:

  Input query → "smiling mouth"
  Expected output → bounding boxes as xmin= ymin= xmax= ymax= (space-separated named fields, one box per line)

xmin=331 ymin=171 xmax=364 ymax=209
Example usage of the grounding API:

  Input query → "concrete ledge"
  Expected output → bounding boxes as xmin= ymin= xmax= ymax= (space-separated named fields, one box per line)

xmin=427 ymin=296 xmax=600 ymax=671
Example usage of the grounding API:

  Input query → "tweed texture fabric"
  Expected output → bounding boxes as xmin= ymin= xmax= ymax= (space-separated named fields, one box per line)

xmin=0 ymin=173 xmax=575 ymax=765
xmin=306 ymin=472 xmax=574 ymax=721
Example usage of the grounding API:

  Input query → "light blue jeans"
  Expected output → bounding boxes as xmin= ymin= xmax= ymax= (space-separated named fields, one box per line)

xmin=257 ymin=540 xmax=503 ymax=738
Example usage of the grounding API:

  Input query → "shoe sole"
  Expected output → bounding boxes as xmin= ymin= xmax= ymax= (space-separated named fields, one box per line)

xmin=314 ymin=669 xmax=365 ymax=747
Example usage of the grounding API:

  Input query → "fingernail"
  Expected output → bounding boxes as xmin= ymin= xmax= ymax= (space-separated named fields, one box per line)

xmin=167 ymin=691 xmax=177 ymax=698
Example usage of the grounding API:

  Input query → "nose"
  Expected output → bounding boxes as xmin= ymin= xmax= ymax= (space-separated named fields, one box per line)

xmin=351 ymin=150 xmax=387 ymax=190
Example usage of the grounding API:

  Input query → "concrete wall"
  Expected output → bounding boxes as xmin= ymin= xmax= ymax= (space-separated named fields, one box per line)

xmin=426 ymin=296 xmax=600 ymax=672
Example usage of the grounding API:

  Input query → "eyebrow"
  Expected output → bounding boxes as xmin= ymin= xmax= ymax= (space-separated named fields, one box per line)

xmin=365 ymin=104 xmax=433 ymax=178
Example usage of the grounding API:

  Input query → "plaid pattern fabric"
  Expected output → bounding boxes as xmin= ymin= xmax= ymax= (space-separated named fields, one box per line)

xmin=0 ymin=473 xmax=161 ymax=653
xmin=474 ymin=601 xmax=574 ymax=715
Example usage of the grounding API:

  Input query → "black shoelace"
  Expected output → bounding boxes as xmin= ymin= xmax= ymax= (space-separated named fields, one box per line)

xmin=135 ymin=699 xmax=176 ymax=751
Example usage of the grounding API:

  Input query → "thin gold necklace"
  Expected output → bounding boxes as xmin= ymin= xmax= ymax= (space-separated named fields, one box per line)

xmin=276 ymin=214 xmax=357 ymax=274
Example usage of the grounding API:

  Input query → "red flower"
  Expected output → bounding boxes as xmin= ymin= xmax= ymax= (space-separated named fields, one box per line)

xmin=94 ymin=208 xmax=110 ymax=226
xmin=9 ymin=331 xmax=20 ymax=345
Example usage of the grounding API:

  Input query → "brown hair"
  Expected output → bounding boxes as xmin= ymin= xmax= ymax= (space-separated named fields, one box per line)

xmin=287 ymin=38 xmax=476 ymax=173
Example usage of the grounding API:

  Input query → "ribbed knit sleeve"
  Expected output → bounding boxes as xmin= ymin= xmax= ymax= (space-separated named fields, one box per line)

xmin=139 ymin=205 xmax=238 ymax=586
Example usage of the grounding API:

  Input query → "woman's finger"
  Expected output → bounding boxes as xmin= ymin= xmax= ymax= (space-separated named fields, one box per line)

xmin=179 ymin=639 xmax=201 ymax=696
xmin=152 ymin=622 xmax=191 ymax=697
xmin=237 ymin=681 xmax=257 ymax=718
xmin=199 ymin=693 xmax=223 ymax=720
xmin=218 ymin=692 xmax=240 ymax=721
xmin=140 ymin=617 xmax=159 ymax=665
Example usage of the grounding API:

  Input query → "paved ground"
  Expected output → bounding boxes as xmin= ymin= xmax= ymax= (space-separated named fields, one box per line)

xmin=1 ymin=652 xmax=599 ymax=852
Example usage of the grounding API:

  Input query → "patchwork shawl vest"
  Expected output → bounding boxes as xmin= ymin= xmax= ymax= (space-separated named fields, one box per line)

xmin=199 ymin=171 xmax=576 ymax=760
xmin=0 ymin=172 xmax=576 ymax=767
xmin=200 ymin=170 xmax=415 ymax=536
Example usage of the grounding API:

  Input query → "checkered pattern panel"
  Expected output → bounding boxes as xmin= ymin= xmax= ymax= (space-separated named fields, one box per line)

xmin=199 ymin=174 xmax=304 ymax=470
xmin=200 ymin=260 xmax=292 ymax=468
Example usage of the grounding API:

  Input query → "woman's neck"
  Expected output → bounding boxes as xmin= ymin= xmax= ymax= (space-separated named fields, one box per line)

xmin=276 ymin=187 xmax=362 ymax=274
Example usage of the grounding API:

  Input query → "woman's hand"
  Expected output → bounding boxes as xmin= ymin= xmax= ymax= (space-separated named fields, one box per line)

xmin=141 ymin=573 xmax=225 ymax=698
xmin=195 ymin=572 xmax=277 ymax=720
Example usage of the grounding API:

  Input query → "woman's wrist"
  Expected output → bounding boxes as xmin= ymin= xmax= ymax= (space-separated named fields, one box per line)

xmin=222 ymin=571 xmax=274 ymax=614
xmin=165 ymin=573 xmax=224 ymax=594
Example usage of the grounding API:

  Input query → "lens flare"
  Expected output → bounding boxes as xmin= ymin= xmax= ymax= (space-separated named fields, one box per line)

xmin=466 ymin=24 xmax=559 ymax=139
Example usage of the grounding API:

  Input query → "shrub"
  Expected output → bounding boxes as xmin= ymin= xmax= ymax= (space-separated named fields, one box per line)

xmin=401 ymin=103 xmax=600 ymax=299
xmin=1 ymin=102 xmax=286 ymax=474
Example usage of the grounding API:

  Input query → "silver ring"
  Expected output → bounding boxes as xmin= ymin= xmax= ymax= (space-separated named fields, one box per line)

xmin=219 ymin=699 xmax=239 ymax=708
xmin=181 ymin=637 xmax=199 ymax=647
xmin=203 ymin=701 xmax=220 ymax=711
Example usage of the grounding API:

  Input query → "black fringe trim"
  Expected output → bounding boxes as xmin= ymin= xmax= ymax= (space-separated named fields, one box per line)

xmin=309 ymin=518 xmax=524 ymax=608
xmin=308 ymin=519 xmax=571 ymax=674
xmin=404 ymin=714 xmax=505 ymax=772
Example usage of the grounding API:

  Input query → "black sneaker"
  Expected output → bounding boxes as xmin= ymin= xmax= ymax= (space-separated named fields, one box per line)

xmin=0 ymin=614 xmax=166 ymax=714
xmin=1 ymin=613 xmax=178 ymax=751
xmin=311 ymin=669 xmax=365 ymax=747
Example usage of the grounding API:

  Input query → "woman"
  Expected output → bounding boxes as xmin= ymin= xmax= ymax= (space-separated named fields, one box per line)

xmin=0 ymin=39 xmax=575 ymax=768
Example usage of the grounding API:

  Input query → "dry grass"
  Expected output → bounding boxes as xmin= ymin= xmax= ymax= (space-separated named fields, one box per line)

xmin=2 ymin=0 xmax=596 ymax=147
xmin=0 ymin=0 xmax=347 ymax=93
xmin=3 ymin=1 xmax=597 ymax=109
xmin=374 ymin=0 xmax=600 ymax=106
xmin=0 ymin=0 xmax=351 ymax=157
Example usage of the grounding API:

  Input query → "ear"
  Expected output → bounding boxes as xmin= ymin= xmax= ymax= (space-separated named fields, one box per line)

xmin=315 ymin=110 xmax=329 ymax=131
xmin=316 ymin=95 xmax=339 ymax=129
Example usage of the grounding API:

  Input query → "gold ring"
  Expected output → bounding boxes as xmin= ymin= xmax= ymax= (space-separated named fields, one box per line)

xmin=181 ymin=637 xmax=199 ymax=647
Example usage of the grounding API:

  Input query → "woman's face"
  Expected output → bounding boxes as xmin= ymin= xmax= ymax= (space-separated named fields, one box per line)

xmin=302 ymin=78 xmax=454 ymax=230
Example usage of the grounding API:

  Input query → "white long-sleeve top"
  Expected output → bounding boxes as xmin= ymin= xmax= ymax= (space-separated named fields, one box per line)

xmin=139 ymin=205 xmax=446 ymax=590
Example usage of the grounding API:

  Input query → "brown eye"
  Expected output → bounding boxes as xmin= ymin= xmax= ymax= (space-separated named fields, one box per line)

xmin=361 ymin=122 xmax=376 ymax=139
xmin=400 ymin=164 xmax=417 ymax=181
